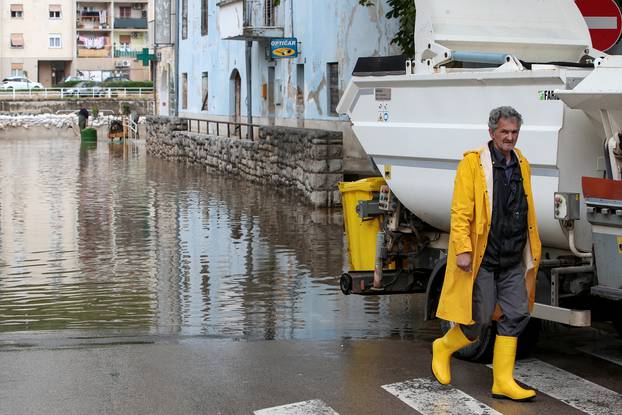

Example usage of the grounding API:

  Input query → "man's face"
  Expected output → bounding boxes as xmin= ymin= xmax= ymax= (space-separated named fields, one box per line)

xmin=489 ymin=117 xmax=520 ymax=155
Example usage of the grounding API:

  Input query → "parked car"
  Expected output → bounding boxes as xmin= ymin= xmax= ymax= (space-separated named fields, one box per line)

xmin=63 ymin=76 xmax=83 ymax=83
xmin=0 ymin=76 xmax=44 ymax=90
xmin=103 ymin=76 xmax=130 ymax=82
xmin=64 ymin=81 xmax=105 ymax=97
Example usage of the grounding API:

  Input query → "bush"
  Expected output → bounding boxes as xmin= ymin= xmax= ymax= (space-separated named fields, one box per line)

xmin=101 ymin=80 xmax=153 ymax=88
xmin=56 ymin=80 xmax=82 ymax=88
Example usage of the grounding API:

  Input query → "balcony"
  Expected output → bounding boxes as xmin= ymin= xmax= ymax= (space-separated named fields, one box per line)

xmin=113 ymin=48 xmax=140 ymax=58
xmin=77 ymin=45 xmax=111 ymax=58
xmin=217 ymin=0 xmax=284 ymax=40
xmin=114 ymin=18 xmax=147 ymax=29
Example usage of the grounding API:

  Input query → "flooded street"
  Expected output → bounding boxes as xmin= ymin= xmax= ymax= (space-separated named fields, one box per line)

xmin=0 ymin=136 xmax=423 ymax=340
xmin=1 ymin=136 xmax=621 ymax=415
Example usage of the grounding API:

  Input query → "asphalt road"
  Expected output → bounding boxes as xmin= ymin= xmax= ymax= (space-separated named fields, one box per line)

xmin=0 ymin=325 xmax=621 ymax=415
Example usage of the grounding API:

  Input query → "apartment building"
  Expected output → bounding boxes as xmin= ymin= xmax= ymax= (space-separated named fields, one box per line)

xmin=75 ymin=0 xmax=150 ymax=81
xmin=0 ymin=1 xmax=74 ymax=85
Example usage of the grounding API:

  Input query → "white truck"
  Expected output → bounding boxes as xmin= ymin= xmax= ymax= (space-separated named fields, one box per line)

xmin=337 ymin=0 xmax=622 ymax=360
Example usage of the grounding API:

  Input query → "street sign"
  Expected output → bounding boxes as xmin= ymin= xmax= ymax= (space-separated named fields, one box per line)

xmin=270 ymin=38 xmax=298 ymax=59
xmin=576 ymin=0 xmax=622 ymax=51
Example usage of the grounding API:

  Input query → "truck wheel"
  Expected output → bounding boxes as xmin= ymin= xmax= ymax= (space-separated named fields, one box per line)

xmin=613 ymin=314 xmax=622 ymax=337
xmin=439 ymin=319 xmax=494 ymax=363
xmin=438 ymin=318 xmax=540 ymax=363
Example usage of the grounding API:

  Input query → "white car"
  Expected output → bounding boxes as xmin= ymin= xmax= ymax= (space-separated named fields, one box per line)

xmin=0 ymin=76 xmax=44 ymax=90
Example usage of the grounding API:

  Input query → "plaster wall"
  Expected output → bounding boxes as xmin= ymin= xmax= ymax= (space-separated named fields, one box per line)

xmin=176 ymin=0 xmax=398 ymax=173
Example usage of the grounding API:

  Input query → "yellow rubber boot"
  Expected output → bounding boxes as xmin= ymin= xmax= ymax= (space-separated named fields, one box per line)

xmin=492 ymin=335 xmax=536 ymax=401
xmin=431 ymin=325 xmax=474 ymax=385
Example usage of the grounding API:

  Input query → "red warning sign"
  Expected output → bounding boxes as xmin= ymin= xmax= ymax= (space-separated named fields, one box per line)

xmin=576 ymin=0 xmax=622 ymax=51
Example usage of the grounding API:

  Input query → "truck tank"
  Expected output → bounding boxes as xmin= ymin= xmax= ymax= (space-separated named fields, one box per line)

xmin=337 ymin=0 xmax=614 ymax=252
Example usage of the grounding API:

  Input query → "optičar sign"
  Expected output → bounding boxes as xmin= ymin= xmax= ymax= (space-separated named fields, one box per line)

xmin=270 ymin=38 xmax=298 ymax=58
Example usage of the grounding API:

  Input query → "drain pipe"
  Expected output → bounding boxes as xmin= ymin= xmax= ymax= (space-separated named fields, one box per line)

xmin=173 ymin=0 xmax=180 ymax=117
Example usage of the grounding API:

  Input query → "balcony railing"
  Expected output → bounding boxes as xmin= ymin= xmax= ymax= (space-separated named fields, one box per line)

xmin=114 ymin=18 xmax=147 ymax=29
xmin=217 ymin=0 xmax=284 ymax=40
xmin=113 ymin=48 xmax=141 ymax=58
xmin=77 ymin=45 xmax=112 ymax=58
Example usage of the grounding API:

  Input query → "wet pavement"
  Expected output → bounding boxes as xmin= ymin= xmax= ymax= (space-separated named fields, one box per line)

xmin=1 ymin=136 xmax=621 ymax=415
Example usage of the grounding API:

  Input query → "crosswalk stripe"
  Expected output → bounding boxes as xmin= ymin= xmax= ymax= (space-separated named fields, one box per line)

xmin=490 ymin=359 xmax=622 ymax=415
xmin=382 ymin=378 xmax=502 ymax=415
xmin=578 ymin=343 xmax=622 ymax=367
xmin=254 ymin=399 xmax=339 ymax=415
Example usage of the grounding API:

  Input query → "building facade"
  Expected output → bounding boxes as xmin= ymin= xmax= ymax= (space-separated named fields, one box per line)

xmin=169 ymin=0 xmax=400 ymax=173
xmin=0 ymin=1 xmax=75 ymax=85
xmin=74 ymin=0 xmax=151 ymax=81
xmin=151 ymin=0 xmax=176 ymax=116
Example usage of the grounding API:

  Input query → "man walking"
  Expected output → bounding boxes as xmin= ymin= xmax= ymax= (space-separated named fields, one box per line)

xmin=432 ymin=106 xmax=541 ymax=401
xmin=77 ymin=106 xmax=89 ymax=130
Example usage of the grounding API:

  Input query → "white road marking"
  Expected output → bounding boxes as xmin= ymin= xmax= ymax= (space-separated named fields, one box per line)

xmin=488 ymin=359 xmax=622 ymax=415
xmin=578 ymin=342 xmax=622 ymax=367
xmin=382 ymin=378 xmax=502 ymax=415
xmin=254 ymin=399 xmax=339 ymax=415
xmin=585 ymin=16 xmax=619 ymax=30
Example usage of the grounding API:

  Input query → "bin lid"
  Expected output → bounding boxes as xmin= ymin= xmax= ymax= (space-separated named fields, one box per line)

xmin=415 ymin=0 xmax=592 ymax=63
xmin=338 ymin=177 xmax=386 ymax=193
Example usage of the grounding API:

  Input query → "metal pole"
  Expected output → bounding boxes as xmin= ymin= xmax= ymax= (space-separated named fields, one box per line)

xmin=245 ymin=40 xmax=254 ymax=140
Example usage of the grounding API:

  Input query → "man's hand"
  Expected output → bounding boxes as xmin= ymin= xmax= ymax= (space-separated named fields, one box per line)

xmin=456 ymin=252 xmax=472 ymax=273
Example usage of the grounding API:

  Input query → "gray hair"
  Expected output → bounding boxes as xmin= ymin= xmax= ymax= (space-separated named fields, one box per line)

xmin=488 ymin=106 xmax=523 ymax=131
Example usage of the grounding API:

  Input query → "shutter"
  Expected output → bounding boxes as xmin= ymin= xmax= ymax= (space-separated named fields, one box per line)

xmin=119 ymin=35 xmax=131 ymax=44
xmin=11 ymin=63 xmax=23 ymax=70
xmin=10 ymin=4 xmax=24 ymax=12
xmin=49 ymin=4 xmax=62 ymax=12
xmin=11 ymin=33 xmax=24 ymax=47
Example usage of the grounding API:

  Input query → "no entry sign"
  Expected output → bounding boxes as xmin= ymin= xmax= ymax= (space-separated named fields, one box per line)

xmin=576 ymin=0 xmax=622 ymax=51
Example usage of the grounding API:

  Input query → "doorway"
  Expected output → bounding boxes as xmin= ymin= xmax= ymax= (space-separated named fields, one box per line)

xmin=296 ymin=64 xmax=305 ymax=128
xmin=230 ymin=69 xmax=242 ymax=134
xmin=267 ymin=66 xmax=275 ymax=126
xmin=159 ymin=67 xmax=169 ymax=116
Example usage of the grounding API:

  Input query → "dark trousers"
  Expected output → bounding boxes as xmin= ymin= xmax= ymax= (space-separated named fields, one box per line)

xmin=460 ymin=262 xmax=530 ymax=340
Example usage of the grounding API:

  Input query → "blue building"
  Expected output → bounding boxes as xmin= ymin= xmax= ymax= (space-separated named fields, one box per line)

xmin=172 ymin=0 xmax=399 ymax=173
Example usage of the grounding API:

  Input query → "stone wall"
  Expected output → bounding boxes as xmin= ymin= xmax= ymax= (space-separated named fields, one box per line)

xmin=146 ymin=116 xmax=343 ymax=208
xmin=0 ymin=98 xmax=153 ymax=115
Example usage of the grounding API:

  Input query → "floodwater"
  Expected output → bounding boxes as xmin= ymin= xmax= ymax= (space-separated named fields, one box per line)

xmin=0 ymin=136 xmax=425 ymax=340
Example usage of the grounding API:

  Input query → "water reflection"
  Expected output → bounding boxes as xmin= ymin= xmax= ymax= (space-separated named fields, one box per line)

xmin=0 ymin=136 xmax=424 ymax=339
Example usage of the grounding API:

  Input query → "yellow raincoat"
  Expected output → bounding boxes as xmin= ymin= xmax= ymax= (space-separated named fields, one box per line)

xmin=436 ymin=144 xmax=542 ymax=325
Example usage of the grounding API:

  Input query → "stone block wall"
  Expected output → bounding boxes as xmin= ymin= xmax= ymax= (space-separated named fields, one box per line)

xmin=145 ymin=116 xmax=343 ymax=207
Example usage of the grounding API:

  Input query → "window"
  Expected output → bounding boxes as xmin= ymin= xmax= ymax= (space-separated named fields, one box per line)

xmin=264 ymin=0 xmax=275 ymax=26
xmin=10 ymin=4 xmax=23 ymax=18
xmin=327 ymin=62 xmax=340 ymax=116
xmin=49 ymin=4 xmax=61 ymax=19
xmin=10 ymin=33 xmax=24 ymax=48
xmin=181 ymin=0 xmax=188 ymax=39
xmin=119 ymin=7 xmax=131 ymax=18
xmin=119 ymin=35 xmax=132 ymax=50
xmin=49 ymin=34 xmax=62 ymax=48
xmin=202 ymin=72 xmax=208 ymax=111
xmin=201 ymin=0 xmax=208 ymax=36
xmin=11 ymin=63 xmax=24 ymax=77
xmin=182 ymin=73 xmax=188 ymax=109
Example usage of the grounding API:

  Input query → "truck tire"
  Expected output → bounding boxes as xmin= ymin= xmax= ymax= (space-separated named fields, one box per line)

xmin=439 ymin=319 xmax=494 ymax=363
xmin=613 ymin=315 xmax=622 ymax=337
xmin=438 ymin=318 xmax=540 ymax=363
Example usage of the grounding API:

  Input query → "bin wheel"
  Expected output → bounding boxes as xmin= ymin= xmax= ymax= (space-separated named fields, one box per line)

xmin=340 ymin=273 xmax=353 ymax=295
